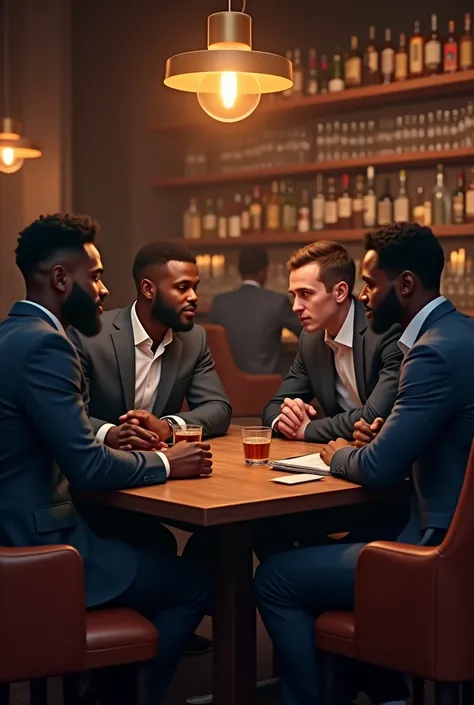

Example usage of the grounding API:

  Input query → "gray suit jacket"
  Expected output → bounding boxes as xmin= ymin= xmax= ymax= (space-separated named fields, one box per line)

xmin=0 ymin=302 xmax=169 ymax=608
xmin=331 ymin=301 xmax=474 ymax=538
xmin=210 ymin=285 xmax=302 ymax=374
xmin=68 ymin=306 xmax=231 ymax=438
xmin=263 ymin=298 xmax=403 ymax=442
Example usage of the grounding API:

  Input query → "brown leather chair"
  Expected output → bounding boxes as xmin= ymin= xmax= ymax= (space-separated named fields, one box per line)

xmin=0 ymin=545 xmax=158 ymax=705
xmin=315 ymin=440 xmax=474 ymax=705
xmin=203 ymin=324 xmax=283 ymax=418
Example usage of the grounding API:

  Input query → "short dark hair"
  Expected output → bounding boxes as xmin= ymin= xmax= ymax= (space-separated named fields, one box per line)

xmin=288 ymin=241 xmax=355 ymax=292
xmin=365 ymin=222 xmax=445 ymax=290
xmin=132 ymin=240 xmax=196 ymax=289
xmin=15 ymin=213 xmax=99 ymax=282
xmin=238 ymin=246 xmax=269 ymax=278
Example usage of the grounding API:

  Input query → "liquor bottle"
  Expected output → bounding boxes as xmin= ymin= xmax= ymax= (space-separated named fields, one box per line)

xmin=425 ymin=14 xmax=442 ymax=75
xmin=312 ymin=174 xmax=325 ymax=231
xmin=297 ymin=190 xmax=311 ymax=233
xmin=292 ymin=48 xmax=304 ymax=96
xmin=465 ymin=167 xmax=474 ymax=223
xmin=228 ymin=194 xmax=243 ymax=237
xmin=202 ymin=198 xmax=217 ymax=238
xmin=410 ymin=20 xmax=425 ymax=77
xmin=352 ymin=175 xmax=365 ymax=228
xmin=282 ymin=51 xmax=293 ymax=97
xmin=381 ymin=29 xmax=395 ymax=83
xmin=249 ymin=186 xmax=263 ymax=232
xmin=345 ymin=36 xmax=363 ymax=87
xmin=282 ymin=181 xmax=297 ymax=232
xmin=412 ymin=186 xmax=426 ymax=225
xmin=306 ymin=48 xmax=318 ymax=95
xmin=337 ymin=174 xmax=352 ymax=228
xmin=319 ymin=54 xmax=329 ymax=93
xmin=241 ymin=194 xmax=251 ymax=233
xmin=324 ymin=178 xmax=338 ymax=229
xmin=444 ymin=20 xmax=459 ymax=73
xmin=452 ymin=171 xmax=466 ymax=224
xmin=377 ymin=178 xmax=393 ymax=225
xmin=217 ymin=198 xmax=227 ymax=239
xmin=328 ymin=51 xmax=345 ymax=92
xmin=395 ymin=33 xmax=408 ymax=81
xmin=183 ymin=198 xmax=201 ymax=240
xmin=460 ymin=13 xmax=473 ymax=70
xmin=364 ymin=25 xmax=380 ymax=85
xmin=431 ymin=164 xmax=452 ymax=225
xmin=394 ymin=170 xmax=410 ymax=222
xmin=266 ymin=181 xmax=280 ymax=230
xmin=363 ymin=166 xmax=377 ymax=228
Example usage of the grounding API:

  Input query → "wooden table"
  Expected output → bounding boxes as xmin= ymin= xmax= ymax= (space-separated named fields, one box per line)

xmin=85 ymin=427 xmax=375 ymax=705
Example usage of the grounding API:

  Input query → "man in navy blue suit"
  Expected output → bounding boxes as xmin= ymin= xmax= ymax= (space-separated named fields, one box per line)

xmin=255 ymin=222 xmax=474 ymax=705
xmin=0 ymin=213 xmax=212 ymax=704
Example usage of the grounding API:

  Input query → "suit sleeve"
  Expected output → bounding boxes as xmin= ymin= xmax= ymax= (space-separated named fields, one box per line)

xmin=67 ymin=327 xmax=109 ymax=435
xmin=330 ymin=343 xmax=455 ymax=488
xmin=279 ymin=296 xmax=303 ymax=337
xmin=177 ymin=329 xmax=232 ymax=437
xmin=304 ymin=324 xmax=402 ymax=443
xmin=22 ymin=332 xmax=167 ymax=490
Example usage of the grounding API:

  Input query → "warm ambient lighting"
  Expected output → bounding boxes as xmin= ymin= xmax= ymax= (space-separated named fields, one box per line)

xmin=164 ymin=1 xmax=293 ymax=123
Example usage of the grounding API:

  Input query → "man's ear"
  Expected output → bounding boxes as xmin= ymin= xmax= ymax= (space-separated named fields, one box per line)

xmin=51 ymin=264 xmax=68 ymax=293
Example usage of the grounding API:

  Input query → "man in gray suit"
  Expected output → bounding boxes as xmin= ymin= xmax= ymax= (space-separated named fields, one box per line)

xmin=255 ymin=223 xmax=474 ymax=705
xmin=263 ymin=241 xmax=403 ymax=443
xmin=210 ymin=246 xmax=302 ymax=374
xmin=68 ymin=241 xmax=231 ymax=449
xmin=0 ymin=213 xmax=212 ymax=704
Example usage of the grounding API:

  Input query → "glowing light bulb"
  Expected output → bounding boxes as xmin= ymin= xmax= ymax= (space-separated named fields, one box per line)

xmin=220 ymin=72 xmax=238 ymax=109
xmin=2 ymin=147 xmax=14 ymax=166
xmin=0 ymin=145 xmax=23 ymax=174
xmin=197 ymin=71 xmax=261 ymax=123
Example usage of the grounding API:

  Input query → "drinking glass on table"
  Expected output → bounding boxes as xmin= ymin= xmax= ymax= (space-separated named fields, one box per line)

xmin=173 ymin=424 xmax=203 ymax=444
xmin=241 ymin=426 xmax=272 ymax=466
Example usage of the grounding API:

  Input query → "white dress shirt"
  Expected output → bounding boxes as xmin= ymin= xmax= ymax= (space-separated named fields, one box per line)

xmin=397 ymin=296 xmax=446 ymax=356
xmin=241 ymin=280 xmax=261 ymax=288
xmin=324 ymin=299 xmax=362 ymax=412
xmin=19 ymin=300 xmax=64 ymax=334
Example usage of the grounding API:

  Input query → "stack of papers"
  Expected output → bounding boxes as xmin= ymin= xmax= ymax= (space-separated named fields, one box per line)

xmin=271 ymin=452 xmax=330 ymax=476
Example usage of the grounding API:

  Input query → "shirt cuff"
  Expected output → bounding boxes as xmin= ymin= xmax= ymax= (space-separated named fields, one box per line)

xmin=162 ymin=415 xmax=186 ymax=428
xmin=96 ymin=423 xmax=116 ymax=444
xmin=271 ymin=415 xmax=281 ymax=431
xmin=156 ymin=451 xmax=170 ymax=477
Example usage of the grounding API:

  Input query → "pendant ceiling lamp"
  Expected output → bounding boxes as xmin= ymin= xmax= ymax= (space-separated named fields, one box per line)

xmin=164 ymin=0 xmax=293 ymax=123
xmin=0 ymin=0 xmax=41 ymax=174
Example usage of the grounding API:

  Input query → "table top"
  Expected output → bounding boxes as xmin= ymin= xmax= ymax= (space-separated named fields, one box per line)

xmin=85 ymin=427 xmax=375 ymax=527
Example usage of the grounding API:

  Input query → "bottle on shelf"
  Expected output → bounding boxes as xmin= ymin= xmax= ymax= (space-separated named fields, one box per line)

xmin=324 ymin=177 xmax=338 ymax=229
xmin=352 ymin=175 xmax=365 ymax=228
xmin=282 ymin=51 xmax=293 ymax=97
xmin=364 ymin=25 xmax=380 ymax=85
xmin=394 ymin=170 xmax=410 ymax=221
xmin=395 ymin=33 xmax=408 ymax=81
xmin=282 ymin=180 xmax=297 ymax=232
xmin=183 ymin=197 xmax=201 ymax=240
xmin=328 ymin=51 xmax=345 ymax=92
xmin=377 ymin=178 xmax=393 ymax=225
xmin=413 ymin=186 xmax=427 ymax=225
xmin=409 ymin=20 xmax=425 ymax=77
xmin=337 ymin=174 xmax=353 ymax=228
xmin=319 ymin=54 xmax=329 ymax=93
xmin=306 ymin=48 xmax=318 ymax=95
xmin=202 ymin=198 xmax=217 ymax=238
xmin=443 ymin=20 xmax=458 ymax=73
xmin=381 ymin=28 xmax=395 ymax=83
xmin=460 ymin=13 xmax=473 ymax=71
xmin=466 ymin=167 xmax=474 ymax=223
xmin=363 ymin=166 xmax=377 ymax=228
xmin=298 ymin=190 xmax=311 ymax=233
xmin=345 ymin=36 xmax=363 ymax=87
xmin=228 ymin=194 xmax=243 ymax=238
xmin=292 ymin=48 xmax=304 ymax=96
xmin=266 ymin=181 xmax=281 ymax=231
xmin=241 ymin=194 xmax=251 ymax=233
xmin=431 ymin=164 xmax=452 ymax=225
xmin=249 ymin=185 xmax=263 ymax=233
xmin=217 ymin=198 xmax=227 ymax=239
xmin=452 ymin=171 xmax=466 ymax=224
xmin=425 ymin=14 xmax=442 ymax=75
xmin=312 ymin=174 xmax=325 ymax=231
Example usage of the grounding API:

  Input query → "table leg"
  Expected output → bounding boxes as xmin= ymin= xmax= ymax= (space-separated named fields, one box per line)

xmin=212 ymin=522 xmax=256 ymax=705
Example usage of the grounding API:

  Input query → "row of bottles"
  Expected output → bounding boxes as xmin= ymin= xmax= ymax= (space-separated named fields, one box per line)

xmin=440 ymin=248 xmax=474 ymax=309
xmin=278 ymin=13 xmax=473 ymax=101
xmin=183 ymin=166 xmax=474 ymax=239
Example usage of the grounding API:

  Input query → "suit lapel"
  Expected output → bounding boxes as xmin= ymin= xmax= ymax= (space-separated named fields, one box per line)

xmin=152 ymin=336 xmax=184 ymax=417
xmin=317 ymin=339 xmax=339 ymax=416
xmin=111 ymin=306 xmax=136 ymax=411
xmin=352 ymin=299 xmax=368 ymax=403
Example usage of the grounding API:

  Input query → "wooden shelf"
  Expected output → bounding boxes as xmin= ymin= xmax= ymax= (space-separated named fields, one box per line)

xmin=181 ymin=224 xmax=474 ymax=249
xmin=152 ymin=147 xmax=474 ymax=189
xmin=153 ymin=69 xmax=474 ymax=134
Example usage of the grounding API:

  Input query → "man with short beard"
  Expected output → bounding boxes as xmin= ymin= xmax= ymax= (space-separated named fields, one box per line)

xmin=0 ymin=213 xmax=213 ymax=704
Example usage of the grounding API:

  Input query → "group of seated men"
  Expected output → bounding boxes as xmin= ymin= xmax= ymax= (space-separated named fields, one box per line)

xmin=0 ymin=213 xmax=473 ymax=705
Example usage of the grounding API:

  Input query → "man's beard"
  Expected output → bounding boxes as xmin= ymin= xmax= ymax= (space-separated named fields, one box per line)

xmin=151 ymin=296 xmax=195 ymax=332
xmin=368 ymin=285 xmax=404 ymax=334
xmin=62 ymin=281 xmax=102 ymax=337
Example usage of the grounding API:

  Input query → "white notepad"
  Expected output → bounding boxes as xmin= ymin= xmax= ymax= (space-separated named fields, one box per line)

xmin=270 ymin=452 xmax=330 ymax=475
xmin=271 ymin=473 xmax=324 ymax=485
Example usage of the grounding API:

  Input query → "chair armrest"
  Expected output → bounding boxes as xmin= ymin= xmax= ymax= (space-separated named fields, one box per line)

xmin=231 ymin=373 xmax=283 ymax=417
xmin=0 ymin=545 xmax=86 ymax=681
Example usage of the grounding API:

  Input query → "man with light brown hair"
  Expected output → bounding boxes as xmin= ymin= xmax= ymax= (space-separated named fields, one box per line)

xmin=263 ymin=240 xmax=403 ymax=442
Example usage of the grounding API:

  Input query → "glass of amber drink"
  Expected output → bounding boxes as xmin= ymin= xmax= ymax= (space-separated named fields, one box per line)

xmin=173 ymin=425 xmax=203 ymax=443
xmin=241 ymin=426 xmax=272 ymax=466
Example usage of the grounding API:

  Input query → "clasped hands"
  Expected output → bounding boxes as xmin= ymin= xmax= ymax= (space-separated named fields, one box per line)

xmin=105 ymin=410 xmax=172 ymax=451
